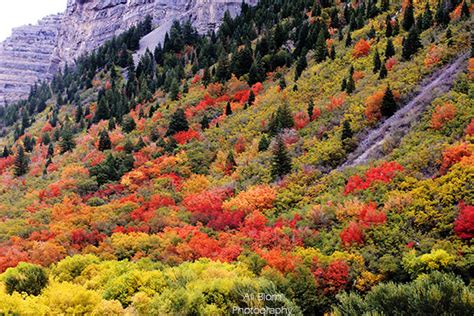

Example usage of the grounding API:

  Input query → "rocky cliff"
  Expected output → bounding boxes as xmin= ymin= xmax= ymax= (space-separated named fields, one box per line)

xmin=0 ymin=0 xmax=257 ymax=106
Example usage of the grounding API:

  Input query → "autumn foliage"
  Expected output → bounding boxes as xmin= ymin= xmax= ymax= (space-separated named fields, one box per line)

xmin=431 ymin=103 xmax=456 ymax=130
xmin=454 ymin=203 xmax=474 ymax=240
xmin=352 ymin=39 xmax=371 ymax=58
xmin=345 ymin=162 xmax=404 ymax=195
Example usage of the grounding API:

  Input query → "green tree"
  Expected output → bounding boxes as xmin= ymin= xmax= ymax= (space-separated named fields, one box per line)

xmin=373 ymin=49 xmax=382 ymax=73
xmin=422 ymin=2 xmax=433 ymax=30
xmin=225 ymin=102 xmax=233 ymax=116
xmin=269 ymin=103 xmax=294 ymax=136
xmin=295 ymin=52 xmax=308 ymax=80
xmin=307 ymin=99 xmax=315 ymax=119
xmin=2 ymin=146 xmax=9 ymax=158
xmin=4 ymin=263 xmax=48 ymax=296
xmin=461 ymin=0 xmax=470 ymax=20
xmin=200 ymin=115 xmax=210 ymax=130
xmin=402 ymin=27 xmax=422 ymax=60
xmin=60 ymin=123 xmax=76 ymax=153
xmin=122 ymin=115 xmax=136 ymax=133
xmin=385 ymin=38 xmax=395 ymax=59
xmin=271 ymin=136 xmax=292 ymax=180
xmin=258 ymin=135 xmax=270 ymax=152
xmin=14 ymin=145 xmax=29 ymax=177
xmin=169 ymin=79 xmax=180 ymax=101
xmin=402 ymin=0 xmax=415 ymax=31
xmin=166 ymin=108 xmax=189 ymax=136
xmin=379 ymin=63 xmax=388 ymax=79
xmin=381 ymin=86 xmax=397 ymax=117
xmin=385 ymin=15 xmax=393 ymax=37
xmin=341 ymin=120 xmax=353 ymax=141
xmin=93 ymin=97 xmax=110 ymax=123
xmin=98 ymin=130 xmax=112 ymax=151
xmin=315 ymin=31 xmax=328 ymax=62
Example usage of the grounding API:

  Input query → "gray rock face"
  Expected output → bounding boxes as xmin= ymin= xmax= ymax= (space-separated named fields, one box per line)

xmin=0 ymin=0 xmax=258 ymax=106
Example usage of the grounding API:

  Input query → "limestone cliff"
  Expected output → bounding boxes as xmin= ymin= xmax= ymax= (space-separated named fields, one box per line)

xmin=0 ymin=0 xmax=257 ymax=106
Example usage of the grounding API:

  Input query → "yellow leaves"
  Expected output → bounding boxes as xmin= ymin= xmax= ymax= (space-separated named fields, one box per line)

xmin=222 ymin=185 xmax=276 ymax=213
xmin=402 ymin=249 xmax=456 ymax=277
xmin=355 ymin=271 xmax=383 ymax=292
xmin=335 ymin=198 xmax=366 ymax=222
xmin=182 ymin=174 xmax=210 ymax=196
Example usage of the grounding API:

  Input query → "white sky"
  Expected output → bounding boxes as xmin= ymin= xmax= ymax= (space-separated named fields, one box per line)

xmin=0 ymin=0 xmax=67 ymax=41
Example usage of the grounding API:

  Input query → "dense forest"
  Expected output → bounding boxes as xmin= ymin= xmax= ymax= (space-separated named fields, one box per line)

xmin=0 ymin=0 xmax=473 ymax=314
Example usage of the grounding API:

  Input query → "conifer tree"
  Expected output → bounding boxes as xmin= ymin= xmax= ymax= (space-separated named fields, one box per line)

xmin=94 ymin=97 xmax=110 ymax=123
xmin=402 ymin=0 xmax=415 ymax=31
xmin=379 ymin=64 xmax=388 ymax=79
xmin=373 ymin=49 xmax=382 ymax=73
xmin=122 ymin=115 xmax=136 ymax=133
xmin=435 ymin=0 xmax=450 ymax=26
xmin=330 ymin=45 xmax=336 ymax=60
xmin=422 ymin=2 xmax=433 ymax=30
xmin=47 ymin=143 xmax=54 ymax=159
xmin=381 ymin=0 xmax=389 ymax=11
xmin=75 ymin=105 xmax=83 ymax=123
xmin=271 ymin=136 xmax=292 ymax=180
xmin=166 ymin=108 xmax=189 ymax=136
xmin=385 ymin=15 xmax=393 ymax=37
xmin=461 ymin=0 xmax=469 ymax=19
xmin=14 ymin=145 xmax=29 ymax=177
xmin=295 ymin=53 xmax=308 ymax=80
xmin=258 ymin=135 xmax=270 ymax=152
xmin=345 ymin=31 xmax=352 ymax=47
xmin=248 ymin=90 xmax=256 ymax=106
xmin=200 ymin=115 xmax=210 ymax=130
xmin=59 ymin=124 xmax=76 ymax=154
xmin=381 ymin=86 xmax=397 ymax=117
xmin=169 ymin=79 xmax=180 ymax=101
xmin=402 ymin=27 xmax=422 ymax=60
xmin=108 ymin=117 xmax=116 ymax=131
xmin=98 ymin=130 xmax=112 ymax=151
xmin=307 ymin=99 xmax=314 ymax=119
xmin=346 ymin=74 xmax=356 ymax=94
xmin=2 ymin=146 xmax=9 ymax=158
xmin=279 ymin=77 xmax=287 ymax=91
xmin=315 ymin=31 xmax=328 ymax=62
xmin=341 ymin=120 xmax=353 ymax=141
xmin=269 ymin=103 xmax=294 ymax=136
xmin=385 ymin=38 xmax=395 ymax=59
xmin=225 ymin=102 xmax=233 ymax=116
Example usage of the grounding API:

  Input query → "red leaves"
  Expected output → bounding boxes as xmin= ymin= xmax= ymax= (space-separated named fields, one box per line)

xmin=440 ymin=143 xmax=472 ymax=174
xmin=0 ymin=156 xmax=14 ymax=174
xmin=340 ymin=221 xmax=364 ymax=246
xmin=183 ymin=188 xmax=233 ymax=226
xmin=314 ymin=260 xmax=350 ymax=295
xmin=258 ymin=248 xmax=299 ymax=273
xmin=71 ymin=229 xmax=105 ymax=247
xmin=431 ymin=103 xmax=456 ymax=130
xmin=454 ymin=202 xmax=474 ymax=240
xmin=173 ymin=130 xmax=201 ymax=144
xmin=131 ymin=195 xmax=175 ymax=222
xmin=294 ymin=111 xmax=310 ymax=130
xmin=344 ymin=161 xmax=404 ymax=195
xmin=359 ymin=202 xmax=387 ymax=226
xmin=465 ymin=119 xmax=474 ymax=136
xmin=352 ymin=39 xmax=371 ymax=58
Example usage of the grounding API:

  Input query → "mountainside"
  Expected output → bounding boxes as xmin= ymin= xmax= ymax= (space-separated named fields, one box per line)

xmin=0 ymin=0 xmax=473 ymax=314
xmin=0 ymin=0 xmax=257 ymax=106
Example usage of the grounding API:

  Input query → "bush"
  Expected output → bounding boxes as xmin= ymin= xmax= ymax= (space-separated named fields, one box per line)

xmin=3 ymin=262 xmax=48 ymax=296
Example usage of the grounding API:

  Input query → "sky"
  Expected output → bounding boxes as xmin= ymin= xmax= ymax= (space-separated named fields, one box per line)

xmin=0 ymin=0 xmax=67 ymax=41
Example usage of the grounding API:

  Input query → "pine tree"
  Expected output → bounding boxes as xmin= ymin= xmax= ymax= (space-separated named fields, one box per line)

xmin=122 ymin=115 xmax=136 ymax=133
xmin=385 ymin=38 xmax=395 ymax=59
xmin=269 ymin=103 xmax=294 ymax=136
xmin=461 ymin=1 xmax=469 ymax=19
xmin=381 ymin=0 xmax=389 ymax=11
xmin=225 ymin=102 xmax=233 ymax=116
xmin=200 ymin=115 xmax=210 ymax=130
xmin=2 ymin=146 xmax=9 ymax=158
xmin=59 ymin=124 xmax=76 ymax=153
xmin=341 ymin=120 xmax=353 ymax=141
xmin=166 ymin=108 xmax=189 ymax=136
xmin=258 ymin=135 xmax=270 ymax=152
xmin=225 ymin=151 xmax=237 ymax=172
xmin=373 ymin=49 xmax=382 ymax=73
xmin=271 ymin=136 xmax=292 ymax=180
xmin=402 ymin=27 xmax=422 ymax=60
xmin=345 ymin=31 xmax=352 ymax=47
xmin=435 ymin=0 xmax=450 ymax=26
xmin=108 ymin=117 xmax=116 ymax=131
xmin=169 ymin=79 xmax=180 ymax=101
xmin=346 ymin=74 xmax=355 ymax=94
xmin=379 ymin=63 xmax=388 ymax=79
xmin=248 ymin=90 xmax=256 ymax=106
xmin=75 ymin=105 xmax=83 ymax=123
xmin=471 ymin=32 xmax=474 ymax=58
xmin=94 ymin=97 xmax=110 ymax=123
xmin=98 ymin=130 xmax=112 ymax=151
xmin=381 ymin=86 xmax=397 ymax=117
xmin=402 ymin=0 xmax=415 ymax=31
xmin=315 ymin=31 xmax=328 ymax=62
xmin=295 ymin=53 xmax=308 ymax=80
xmin=14 ymin=145 xmax=29 ymax=177
xmin=47 ymin=143 xmax=54 ymax=159
xmin=422 ymin=2 xmax=433 ymax=30
xmin=307 ymin=99 xmax=315 ymax=119
xmin=330 ymin=45 xmax=336 ymax=60
xmin=385 ymin=15 xmax=393 ymax=37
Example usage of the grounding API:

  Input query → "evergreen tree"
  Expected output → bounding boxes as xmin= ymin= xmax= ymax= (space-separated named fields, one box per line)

xmin=315 ymin=31 xmax=328 ymax=62
xmin=330 ymin=45 xmax=336 ymax=60
xmin=248 ymin=90 xmax=256 ymax=106
xmin=93 ymin=97 xmax=110 ymax=123
xmin=59 ymin=124 xmax=76 ymax=154
xmin=225 ymin=151 xmax=237 ymax=172
xmin=225 ymin=102 xmax=233 ymax=116
xmin=346 ymin=74 xmax=355 ymax=94
xmin=381 ymin=86 xmax=397 ymax=117
xmin=436 ymin=0 xmax=450 ymax=26
xmin=279 ymin=77 xmax=287 ymax=91
xmin=422 ymin=2 xmax=433 ymax=30
xmin=402 ymin=0 xmax=415 ymax=31
xmin=295 ymin=53 xmax=308 ymax=80
xmin=471 ymin=32 xmax=474 ymax=58
xmin=14 ymin=145 xmax=29 ymax=177
xmin=402 ymin=27 xmax=422 ymax=60
xmin=47 ymin=143 xmax=54 ymax=159
xmin=461 ymin=0 xmax=470 ymax=19
xmin=385 ymin=15 xmax=393 ymax=37
xmin=345 ymin=31 xmax=352 ymax=47
xmin=381 ymin=0 xmax=389 ymax=11
xmin=373 ymin=49 xmax=382 ymax=73
xmin=2 ymin=146 xmax=9 ymax=158
xmin=341 ymin=78 xmax=347 ymax=91
xmin=341 ymin=120 xmax=353 ymax=141
xmin=385 ymin=38 xmax=395 ymax=59
xmin=122 ymin=115 xmax=136 ymax=133
xmin=166 ymin=108 xmax=189 ymax=136
xmin=379 ymin=64 xmax=388 ymax=79
xmin=98 ymin=130 xmax=112 ymax=151
xmin=216 ymin=53 xmax=231 ymax=82
xmin=200 ymin=115 xmax=210 ymax=130
xmin=108 ymin=117 xmax=116 ymax=131
xmin=271 ymin=136 xmax=292 ymax=180
xmin=269 ymin=103 xmax=294 ymax=136
xmin=169 ymin=79 xmax=180 ymax=101
xmin=75 ymin=105 xmax=83 ymax=124
xmin=258 ymin=135 xmax=270 ymax=152
xmin=307 ymin=99 xmax=314 ymax=119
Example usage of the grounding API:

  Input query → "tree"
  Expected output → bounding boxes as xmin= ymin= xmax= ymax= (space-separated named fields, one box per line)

xmin=169 ymin=79 xmax=180 ymax=101
xmin=2 ymin=146 xmax=9 ymax=158
xmin=454 ymin=203 xmax=474 ymax=240
xmin=47 ymin=143 xmax=54 ymax=159
xmin=200 ymin=115 xmax=210 ymax=130
xmin=402 ymin=0 xmax=415 ymax=31
xmin=307 ymin=99 xmax=315 ymax=119
xmin=4 ymin=263 xmax=48 ymax=296
xmin=315 ymin=31 xmax=328 ymax=62
xmin=225 ymin=102 xmax=233 ymax=116
xmin=75 ymin=105 xmax=83 ymax=123
xmin=422 ymin=2 xmax=433 ymax=30
xmin=98 ymin=130 xmax=112 ymax=151
xmin=122 ymin=115 xmax=136 ymax=133
xmin=166 ymin=108 xmax=189 ymax=136
xmin=14 ymin=145 xmax=29 ymax=177
xmin=295 ymin=53 xmax=308 ymax=80
xmin=436 ymin=0 xmax=450 ymax=25
xmin=60 ymin=124 xmax=76 ymax=153
xmin=461 ymin=0 xmax=470 ymax=20
xmin=379 ymin=64 xmax=388 ymax=79
xmin=402 ymin=27 xmax=422 ymax=60
xmin=93 ymin=97 xmax=110 ymax=123
xmin=258 ymin=135 xmax=270 ymax=152
xmin=381 ymin=86 xmax=397 ymax=117
xmin=353 ymin=39 xmax=371 ymax=58
xmin=385 ymin=15 xmax=393 ymax=37
xmin=341 ymin=120 xmax=353 ymax=141
xmin=385 ymin=38 xmax=395 ymax=59
xmin=346 ymin=74 xmax=355 ymax=94
xmin=345 ymin=31 xmax=352 ymax=47
xmin=248 ymin=90 xmax=256 ymax=106
xmin=269 ymin=103 xmax=294 ymax=136
xmin=373 ymin=49 xmax=382 ymax=73
xmin=271 ymin=136 xmax=292 ymax=180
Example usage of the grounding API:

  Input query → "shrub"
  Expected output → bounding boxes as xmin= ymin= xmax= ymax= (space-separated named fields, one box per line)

xmin=3 ymin=262 xmax=48 ymax=296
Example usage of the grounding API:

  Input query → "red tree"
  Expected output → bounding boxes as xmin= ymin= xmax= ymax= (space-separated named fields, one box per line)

xmin=454 ymin=203 xmax=474 ymax=240
xmin=340 ymin=221 xmax=364 ymax=246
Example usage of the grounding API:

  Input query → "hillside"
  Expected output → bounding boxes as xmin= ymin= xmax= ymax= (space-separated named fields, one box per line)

xmin=0 ymin=0 xmax=473 ymax=314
